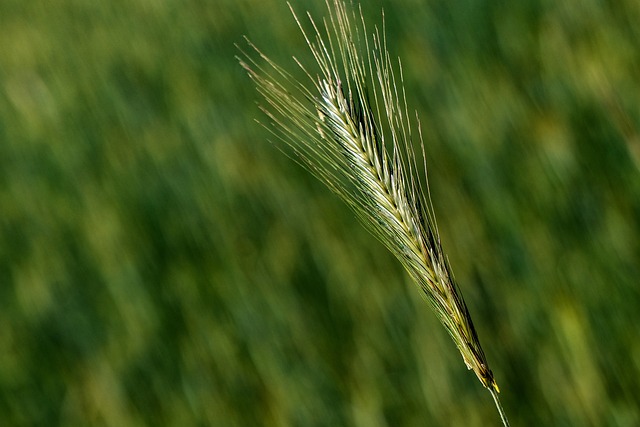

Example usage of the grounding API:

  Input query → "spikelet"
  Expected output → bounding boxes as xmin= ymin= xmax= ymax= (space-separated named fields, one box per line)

xmin=238 ymin=1 xmax=509 ymax=424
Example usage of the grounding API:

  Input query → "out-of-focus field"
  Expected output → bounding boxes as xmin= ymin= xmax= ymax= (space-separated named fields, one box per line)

xmin=1 ymin=0 xmax=639 ymax=425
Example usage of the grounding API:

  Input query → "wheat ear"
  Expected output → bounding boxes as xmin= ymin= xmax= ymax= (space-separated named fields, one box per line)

xmin=238 ymin=1 xmax=509 ymax=424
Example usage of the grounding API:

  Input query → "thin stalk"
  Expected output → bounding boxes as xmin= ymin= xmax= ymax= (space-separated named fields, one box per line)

xmin=490 ymin=387 xmax=511 ymax=427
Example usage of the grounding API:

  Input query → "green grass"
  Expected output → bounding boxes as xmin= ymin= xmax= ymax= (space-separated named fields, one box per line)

xmin=1 ymin=0 xmax=639 ymax=425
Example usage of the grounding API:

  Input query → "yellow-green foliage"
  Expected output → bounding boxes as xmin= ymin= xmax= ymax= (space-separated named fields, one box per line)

xmin=1 ymin=0 xmax=639 ymax=425
xmin=239 ymin=1 xmax=507 ymax=422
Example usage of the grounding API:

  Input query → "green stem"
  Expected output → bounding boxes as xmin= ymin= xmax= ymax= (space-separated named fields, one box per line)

xmin=489 ymin=388 xmax=510 ymax=427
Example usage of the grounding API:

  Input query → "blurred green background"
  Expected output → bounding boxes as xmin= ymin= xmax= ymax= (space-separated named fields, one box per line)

xmin=2 ymin=0 xmax=639 ymax=425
